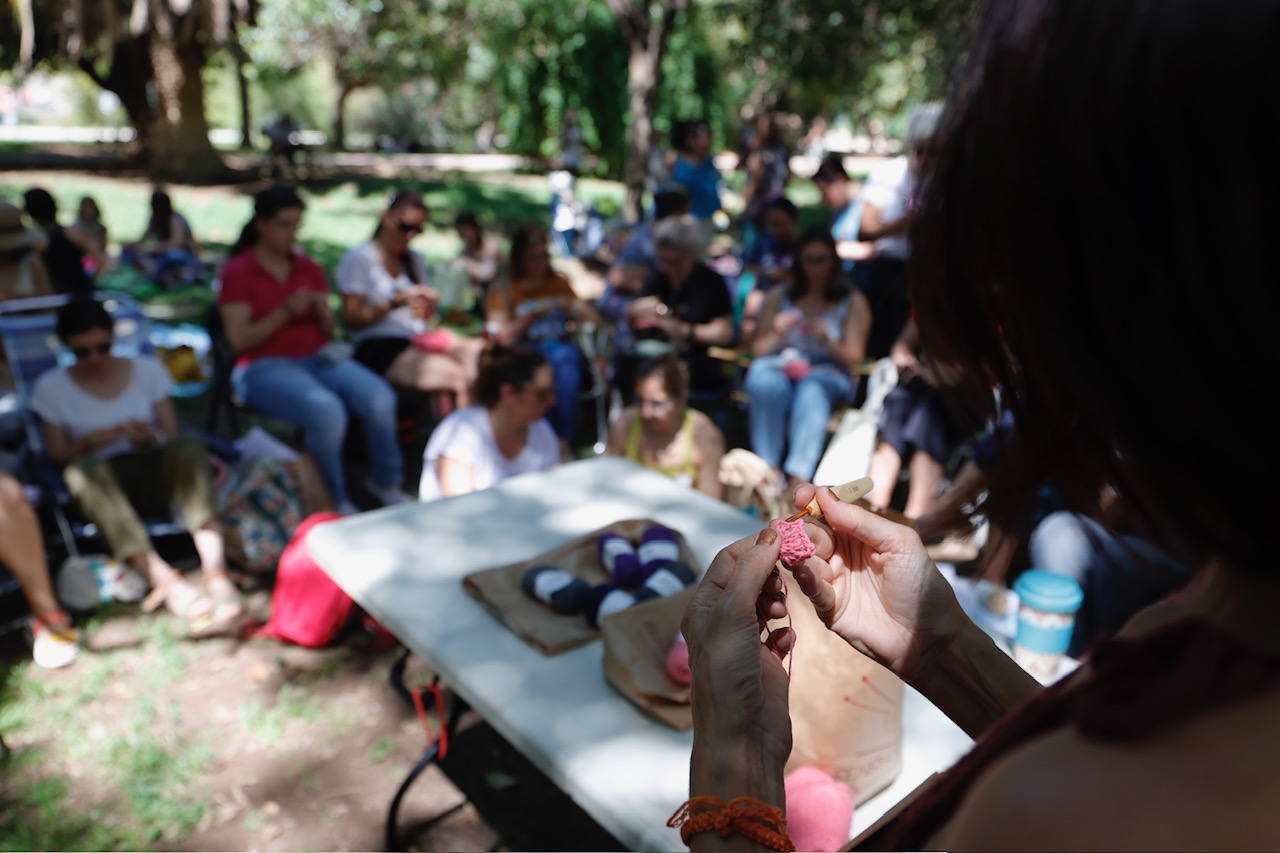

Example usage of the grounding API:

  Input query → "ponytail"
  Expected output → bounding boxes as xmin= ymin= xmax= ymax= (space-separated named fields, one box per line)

xmin=231 ymin=184 xmax=305 ymax=259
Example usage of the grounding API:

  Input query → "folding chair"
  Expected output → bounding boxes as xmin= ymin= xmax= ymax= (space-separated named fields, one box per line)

xmin=0 ymin=292 xmax=234 ymax=559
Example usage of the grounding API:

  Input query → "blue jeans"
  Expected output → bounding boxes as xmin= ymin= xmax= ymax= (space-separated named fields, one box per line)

xmin=235 ymin=356 xmax=403 ymax=505
xmin=745 ymin=356 xmax=854 ymax=481
xmin=538 ymin=340 xmax=582 ymax=440
xmin=1029 ymin=511 xmax=1192 ymax=657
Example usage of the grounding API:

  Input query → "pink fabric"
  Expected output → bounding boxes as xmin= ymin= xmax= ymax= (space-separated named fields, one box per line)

xmin=770 ymin=518 xmax=816 ymax=568
xmin=412 ymin=327 xmax=457 ymax=354
xmin=785 ymin=766 xmax=853 ymax=852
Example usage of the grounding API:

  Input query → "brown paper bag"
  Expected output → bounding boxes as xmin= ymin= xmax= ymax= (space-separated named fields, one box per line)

xmin=462 ymin=518 xmax=701 ymax=656
xmin=782 ymin=572 xmax=904 ymax=806
xmin=601 ymin=587 xmax=695 ymax=730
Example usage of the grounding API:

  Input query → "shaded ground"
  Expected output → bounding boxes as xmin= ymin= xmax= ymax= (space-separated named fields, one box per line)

xmin=0 ymin=590 xmax=623 ymax=851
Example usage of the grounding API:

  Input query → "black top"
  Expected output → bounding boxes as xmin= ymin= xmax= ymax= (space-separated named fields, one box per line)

xmin=640 ymin=261 xmax=733 ymax=393
xmin=42 ymin=225 xmax=91 ymax=296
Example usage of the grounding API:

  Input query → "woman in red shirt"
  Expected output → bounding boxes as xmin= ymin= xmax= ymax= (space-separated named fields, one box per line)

xmin=218 ymin=186 xmax=409 ymax=514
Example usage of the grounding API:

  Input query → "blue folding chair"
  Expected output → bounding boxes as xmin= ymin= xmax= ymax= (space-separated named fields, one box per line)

xmin=0 ymin=292 xmax=236 ymax=559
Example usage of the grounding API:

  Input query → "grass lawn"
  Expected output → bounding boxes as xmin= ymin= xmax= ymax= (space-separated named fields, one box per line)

xmin=1 ymin=166 xmax=830 ymax=278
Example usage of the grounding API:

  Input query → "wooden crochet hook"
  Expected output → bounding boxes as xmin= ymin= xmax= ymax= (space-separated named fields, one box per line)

xmin=786 ymin=477 xmax=875 ymax=523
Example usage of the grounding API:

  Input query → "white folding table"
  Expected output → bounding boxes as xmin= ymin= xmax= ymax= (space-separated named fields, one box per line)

xmin=307 ymin=457 xmax=974 ymax=851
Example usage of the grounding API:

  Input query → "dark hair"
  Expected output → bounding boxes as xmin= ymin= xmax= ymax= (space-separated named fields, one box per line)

xmin=911 ymin=0 xmax=1280 ymax=574
xmin=78 ymin=196 xmax=101 ymax=220
xmin=789 ymin=226 xmax=850 ymax=304
xmin=635 ymin=354 xmax=690 ymax=403
xmin=373 ymin=190 xmax=428 ymax=282
xmin=475 ymin=345 xmax=547 ymax=408
xmin=23 ymin=188 xmax=57 ymax=224
xmin=508 ymin=223 xmax=547 ymax=282
xmin=653 ymin=190 xmax=691 ymax=221
xmin=373 ymin=190 xmax=428 ymax=239
xmin=56 ymin=297 xmax=113 ymax=343
xmin=148 ymin=190 xmax=174 ymax=242
xmin=762 ymin=196 xmax=799 ymax=221
xmin=671 ymin=120 xmax=709 ymax=154
xmin=812 ymin=153 xmax=850 ymax=185
xmin=454 ymin=210 xmax=481 ymax=231
xmin=231 ymin=185 xmax=305 ymax=257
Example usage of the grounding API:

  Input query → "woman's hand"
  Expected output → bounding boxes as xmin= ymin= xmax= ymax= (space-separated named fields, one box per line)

xmin=124 ymin=420 xmax=158 ymax=448
xmin=284 ymin=289 xmax=315 ymax=317
xmin=772 ymin=310 xmax=801 ymax=336
xmin=788 ymin=485 xmax=969 ymax=682
xmin=684 ymin=529 xmax=792 ymax=806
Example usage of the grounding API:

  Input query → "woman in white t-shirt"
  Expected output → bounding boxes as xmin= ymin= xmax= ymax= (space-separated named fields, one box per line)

xmin=337 ymin=191 xmax=484 ymax=407
xmin=418 ymin=345 xmax=561 ymax=501
xmin=32 ymin=298 xmax=240 ymax=623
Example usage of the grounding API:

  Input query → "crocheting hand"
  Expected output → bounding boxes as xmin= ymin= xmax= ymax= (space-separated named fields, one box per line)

xmin=787 ymin=485 xmax=968 ymax=682
xmin=683 ymin=528 xmax=791 ymax=806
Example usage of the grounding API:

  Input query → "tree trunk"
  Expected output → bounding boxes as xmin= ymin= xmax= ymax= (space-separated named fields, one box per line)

xmin=622 ymin=46 xmax=660 ymax=223
xmin=229 ymin=35 xmax=254 ymax=150
xmin=608 ymin=0 xmax=686 ymax=223
xmin=143 ymin=5 xmax=227 ymax=182
xmin=79 ymin=8 xmax=227 ymax=181
xmin=334 ymin=82 xmax=360 ymax=151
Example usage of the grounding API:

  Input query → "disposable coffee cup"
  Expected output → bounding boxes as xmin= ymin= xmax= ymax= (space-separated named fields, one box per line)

xmin=1012 ymin=570 xmax=1083 ymax=681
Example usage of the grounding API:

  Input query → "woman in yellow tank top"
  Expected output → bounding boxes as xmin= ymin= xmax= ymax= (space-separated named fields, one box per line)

xmin=604 ymin=355 xmax=725 ymax=498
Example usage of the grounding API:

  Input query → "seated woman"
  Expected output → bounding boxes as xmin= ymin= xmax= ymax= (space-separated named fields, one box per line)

xmin=623 ymin=214 xmax=734 ymax=403
xmin=218 ymin=185 xmax=408 ymax=516
xmin=485 ymin=224 xmax=599 ymax=443
xmin=31 ymin=298 xmax=240 ymax=623
xmin=453 ymin=210 xmax=502 ymax=306
xmin=745 ymin=227 xmax=870 ymax=488
xmin=74 ymin=196 xmax=109 ymax=271
xmin=418 ymin=345 xmax=560 ymax=500
xmin=337 ymin=190 xmax=484 ymax=407
xmin=1 ymin=201 xmax=53 ymax=301
xmin=605 ymin=354 xmax=724 ymax=498
xmin=123 ymin=190 xmax=202 ymax=287
xmin=1 ymin=474 xmax=79 ymax=668
xmin=865 ymin=317 xmax=957 ymax=519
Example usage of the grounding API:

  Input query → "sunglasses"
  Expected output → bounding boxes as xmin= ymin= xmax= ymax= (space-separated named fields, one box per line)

xmin=396 ymin=220 xmax=424 ymax=236
xmin=72 ymin=342 xmax=112 ymax=359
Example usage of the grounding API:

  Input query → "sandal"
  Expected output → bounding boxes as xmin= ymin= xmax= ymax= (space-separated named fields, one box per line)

xmin=142 ymin=573 xmax=214 ymax=622
xmin=203 ymin=570 xmax=245 ymax=624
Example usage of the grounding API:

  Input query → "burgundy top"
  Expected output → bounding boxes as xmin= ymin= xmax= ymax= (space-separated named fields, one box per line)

xmin=858 ymin=620 xmax=1280 ymax=850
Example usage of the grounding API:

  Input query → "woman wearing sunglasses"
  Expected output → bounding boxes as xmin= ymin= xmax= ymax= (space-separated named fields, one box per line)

xmin=31 ymin=298 xmax=240 ymax=623
xmin=220 ymin=185 xmax=411 ymax=515
xmin=337 ymin=190 xmax=485 ymax=407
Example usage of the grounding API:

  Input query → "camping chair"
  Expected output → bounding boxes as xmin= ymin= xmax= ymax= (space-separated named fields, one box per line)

xmin=0 ymin=292 xmax=235 ymax=559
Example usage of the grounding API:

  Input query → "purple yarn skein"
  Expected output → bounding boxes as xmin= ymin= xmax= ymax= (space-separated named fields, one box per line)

xmin=599 ymin=532 xmax=644 ymax=588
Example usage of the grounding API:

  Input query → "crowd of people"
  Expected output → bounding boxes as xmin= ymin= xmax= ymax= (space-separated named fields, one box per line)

xmin=6 ymin=2 xmax=1273 ymax=847
xmin=1 ymin=99 xmax=1185 ymax=723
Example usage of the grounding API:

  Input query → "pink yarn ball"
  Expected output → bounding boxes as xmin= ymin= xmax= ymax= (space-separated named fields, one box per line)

xmin=782 ymin=357 xmax=811 ymax=381
xmin=665 ymin=633 xmax=691 ymax=686
xmin=785 ymin=766 xmax=853 ymax=852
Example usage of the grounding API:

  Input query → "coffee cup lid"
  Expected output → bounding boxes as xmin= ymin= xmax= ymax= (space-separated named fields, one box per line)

xmin=1014 ymin=569 xmax=1084 ymax=614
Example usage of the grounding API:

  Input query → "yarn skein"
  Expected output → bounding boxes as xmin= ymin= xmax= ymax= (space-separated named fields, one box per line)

xmin=581 ymin=583 xmax=637 ymax=628
xmin=599 ymin=532 xmax=644 ymax=588
xmin=633 ymin=560 xmax=696 ymax=604
xmin=637 ymin=525 xmax=681 ymax=579
xmin=521 ymin=565 xmax=590 ymax=615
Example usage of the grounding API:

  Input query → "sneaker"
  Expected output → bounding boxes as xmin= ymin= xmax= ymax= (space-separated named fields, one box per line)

xmin=31 ymin=614 xmax=79 ymax=670
xmin=335 ymin=499 xmax=361 ymax=516
xmin=364 ymin=478 xmax=415 ymax=507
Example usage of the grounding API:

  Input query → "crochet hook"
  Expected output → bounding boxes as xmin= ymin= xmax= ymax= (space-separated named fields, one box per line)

xmin=785 ymin=477 xmax=875 ymax=523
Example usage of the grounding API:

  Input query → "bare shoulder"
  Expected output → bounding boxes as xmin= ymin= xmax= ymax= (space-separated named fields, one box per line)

xmin=937 ymin=685 xmax=1280 ymax=850
xmin=690 ymin=409 xmax=724 ymax=448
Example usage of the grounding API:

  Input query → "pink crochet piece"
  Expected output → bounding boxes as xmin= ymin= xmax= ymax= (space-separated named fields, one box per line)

xmin=770 ymin=518 xmax=816 ymax=568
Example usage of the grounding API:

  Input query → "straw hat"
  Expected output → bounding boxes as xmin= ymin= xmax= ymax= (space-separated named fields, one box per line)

xmin=0 ymin=201 xmax=42 ymax=252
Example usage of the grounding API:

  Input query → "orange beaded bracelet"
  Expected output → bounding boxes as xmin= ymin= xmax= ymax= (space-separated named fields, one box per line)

xmin=667 ymin=796 xmax=795 ymax=852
